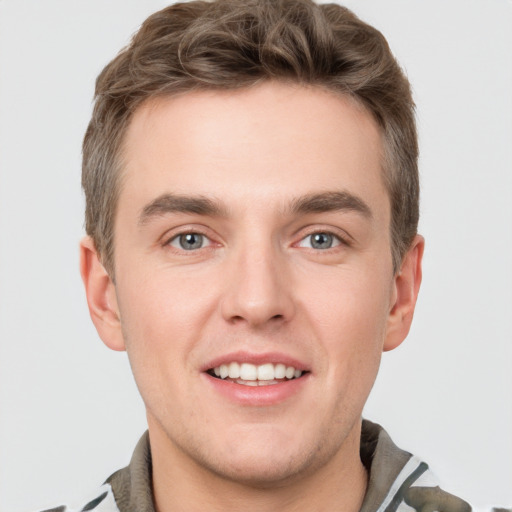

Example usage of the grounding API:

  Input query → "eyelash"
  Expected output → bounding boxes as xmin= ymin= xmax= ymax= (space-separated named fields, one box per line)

xmin=163 ymin=228 xmax=217 ymax=253
xmin=295 ymin=230 xmax=350 ymax=251
xmin=163 ymin=228 xmax=349 ymax=253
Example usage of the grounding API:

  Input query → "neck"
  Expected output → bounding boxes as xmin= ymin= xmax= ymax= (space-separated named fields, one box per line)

xmin=149 ymin=419 xmax=368 ymax=512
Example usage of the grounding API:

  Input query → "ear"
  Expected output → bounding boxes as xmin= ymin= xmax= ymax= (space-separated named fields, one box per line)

xmin=383 ymin=235 xmax=424 ymax=352
xmin=80 ymin=236 xmax=126 ymax=351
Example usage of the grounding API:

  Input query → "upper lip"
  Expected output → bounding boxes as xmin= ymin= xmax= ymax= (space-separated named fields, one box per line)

xmin=201 ymin=350 xmax=310 ymax=373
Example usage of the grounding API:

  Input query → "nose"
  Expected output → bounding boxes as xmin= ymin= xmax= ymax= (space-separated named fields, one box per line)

xmin=220 ymin=241 xmax=295 ymax=328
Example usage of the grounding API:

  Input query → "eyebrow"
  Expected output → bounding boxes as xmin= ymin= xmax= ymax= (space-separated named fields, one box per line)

xmin=138 ymin=190 xmax=372 ymax=226
xmin=139 ymin=194 xmax=227 ymax=225
xmin=290 ymin=191 xmax=372 ymax=218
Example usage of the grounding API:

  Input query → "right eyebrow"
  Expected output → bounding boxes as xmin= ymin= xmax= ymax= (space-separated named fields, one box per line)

xmin=138 ymin=193 xmax=227 ymax=225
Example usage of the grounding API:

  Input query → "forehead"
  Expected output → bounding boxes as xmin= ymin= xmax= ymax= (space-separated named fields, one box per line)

xmin=120 ymin=82 xmax=387 ymax=214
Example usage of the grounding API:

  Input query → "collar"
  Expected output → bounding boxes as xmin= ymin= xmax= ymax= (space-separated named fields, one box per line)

xmin=105 ymin=420 xmax=426 ymax=512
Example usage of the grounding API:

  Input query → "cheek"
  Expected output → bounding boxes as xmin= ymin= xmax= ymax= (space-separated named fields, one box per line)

xmin=114 ymin=269 xmax=220 ymax=397
xmin=302 ymin=262 xmax=392 ymax=337
xmin=300 ymin=264 xmax=391 ymax=385
xmin=117 ymin=264 xmax=220 ymax=340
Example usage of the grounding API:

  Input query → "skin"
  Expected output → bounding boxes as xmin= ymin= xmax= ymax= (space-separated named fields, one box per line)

xmin=81 ymin=82 xmax=423 ymax=512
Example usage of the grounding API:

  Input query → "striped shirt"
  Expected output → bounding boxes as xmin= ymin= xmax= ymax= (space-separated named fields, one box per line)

xmin=38 ymin=420 xmax=507 ymax=512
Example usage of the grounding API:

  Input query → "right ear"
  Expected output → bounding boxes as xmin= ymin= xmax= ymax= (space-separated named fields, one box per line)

xmin=79 ymin=236 xmax=126 ymax=351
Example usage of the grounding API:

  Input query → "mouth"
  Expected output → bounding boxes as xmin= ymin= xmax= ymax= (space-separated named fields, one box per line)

xmin=206 ymin=362 xmax=308 ymax=387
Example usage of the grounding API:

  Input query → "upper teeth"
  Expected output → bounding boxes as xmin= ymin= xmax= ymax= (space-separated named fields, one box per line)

xmin=213 ymin=362 xmax=302 ymax=381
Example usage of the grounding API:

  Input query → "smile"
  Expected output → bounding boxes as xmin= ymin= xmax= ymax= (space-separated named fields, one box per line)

xmin=208 ymin=362 xmax=304 ymax=386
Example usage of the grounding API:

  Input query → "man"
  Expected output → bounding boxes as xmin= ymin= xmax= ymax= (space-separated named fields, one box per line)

xmin=38 ymin=0 xmax=495 ymax=510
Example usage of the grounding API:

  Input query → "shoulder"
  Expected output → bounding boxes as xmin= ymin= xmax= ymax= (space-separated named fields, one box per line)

xmin=35 ymin=484 xmax=119 ymax=512
xmin=34 ymin=432 xmax=150 ymax=512
xmin=361 ymin=420 xmax=511 ymax=512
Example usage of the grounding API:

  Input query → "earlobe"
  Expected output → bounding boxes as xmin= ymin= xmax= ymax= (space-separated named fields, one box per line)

xmin=80 ymin=236 xmax=126 ymax=352
xmin=383 ymin=235 xmax=424 ymax=352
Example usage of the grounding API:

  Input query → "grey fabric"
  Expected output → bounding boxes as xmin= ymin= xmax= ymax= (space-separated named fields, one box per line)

xmin=359 ymin=420 xmax=414 ymax=512
xmin=105 ymin=432 xmax=155 ymax=512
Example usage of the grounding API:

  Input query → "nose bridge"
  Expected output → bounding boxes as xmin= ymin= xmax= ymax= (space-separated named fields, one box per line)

xmin=220 ymin=231 xmax=294 ymax=326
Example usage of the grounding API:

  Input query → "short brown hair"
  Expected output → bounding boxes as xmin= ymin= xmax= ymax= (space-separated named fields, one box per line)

xmin=83 ymin=0 xmax=419 ymax=276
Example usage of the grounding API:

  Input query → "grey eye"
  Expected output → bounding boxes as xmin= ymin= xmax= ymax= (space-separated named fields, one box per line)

xmin=297 ymin=232 xmax=341 ymax=250
xmin=170 ymin=233 xmax=206 ymax=250
xmin=310 ymin=233 xmax=334 ymax=249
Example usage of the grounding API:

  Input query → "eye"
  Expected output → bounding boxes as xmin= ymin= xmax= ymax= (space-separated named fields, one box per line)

xmin=298 ymin=232 xmax=342 ymax=250
xmin=168 ymin=232 xmax=211 ymax=251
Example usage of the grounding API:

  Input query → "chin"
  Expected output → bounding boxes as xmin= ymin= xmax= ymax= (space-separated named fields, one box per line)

xmin=205 ymin=451 xmax=313 ymax=488
xmin=191 ymin=429 xmax=329 ymax=488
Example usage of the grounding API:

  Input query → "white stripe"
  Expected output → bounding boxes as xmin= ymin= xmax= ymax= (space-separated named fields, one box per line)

xmin=85 ymin=484 xmax=120 ymax=512
xmin=410 ymin=469 xmax=438 ymax=488
xmin=396 ymin=503 xmax=417 ymax=512
xmin=374 ymin=456 xmax=430 ymax=512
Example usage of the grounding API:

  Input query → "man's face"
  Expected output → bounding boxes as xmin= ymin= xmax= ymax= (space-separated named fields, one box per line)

xmin=88 ymin=82 xmax=419 ymax=485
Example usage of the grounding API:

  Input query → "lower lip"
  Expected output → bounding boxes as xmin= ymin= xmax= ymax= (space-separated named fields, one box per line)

xmin=203 ymin=373 xmax=310 ymax=406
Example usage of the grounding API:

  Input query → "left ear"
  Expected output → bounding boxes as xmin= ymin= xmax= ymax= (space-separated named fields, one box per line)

xmin=383 ymin=234 xmax=424 ymax=352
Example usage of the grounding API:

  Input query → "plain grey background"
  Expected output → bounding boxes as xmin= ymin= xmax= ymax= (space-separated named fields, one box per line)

xmin=0 ymin=1 xmax=511 ymax=511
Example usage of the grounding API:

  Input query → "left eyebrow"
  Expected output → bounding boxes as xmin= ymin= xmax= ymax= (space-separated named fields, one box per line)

xmin=289 ymin=191 xmax=373 ymax=218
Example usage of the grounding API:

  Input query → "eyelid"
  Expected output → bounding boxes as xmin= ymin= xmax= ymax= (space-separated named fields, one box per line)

xmin=160 ymin=225 xmax=220 ymax=249
xmin=293 ymin=225 xmax=353 ymax=249
xmin=168 ymin=233 xmax=212 ymax=250
xmin=297 ymin=233 xmax=341 ymax=250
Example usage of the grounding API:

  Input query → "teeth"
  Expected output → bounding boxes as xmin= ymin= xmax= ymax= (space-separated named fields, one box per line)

xmin=236 ymin=379 xmax=258 ymax=386
xmin=257 ymin=363 xmax=274 ymax=381
xmin=285 ymin=366 xmax=295 ymax=379
xmin=240 ymin=363 xmax=258 ymax=380
xmin=235 ymin=379 xmax=281 ymax=386
xmin=212 ymin=362 xmax=303 ymax=382
xmin=228 ymin=362 xmax=240 ymax=379
xmin=274 ymin=363 xmax=286 ymax=379
xmin=219 ymin=364 xmax=229 ymax=379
